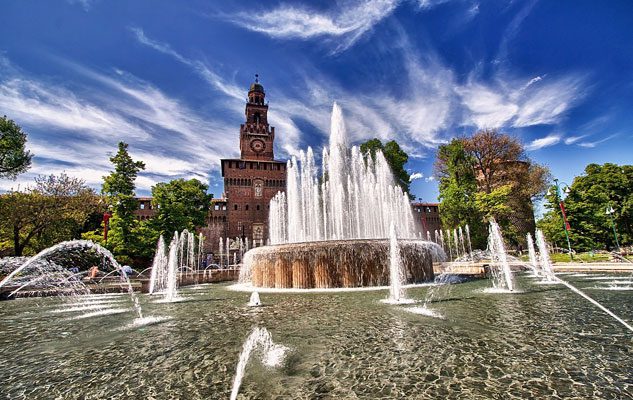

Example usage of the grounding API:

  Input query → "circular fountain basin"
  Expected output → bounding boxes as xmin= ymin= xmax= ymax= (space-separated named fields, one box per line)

xmin=242 ymin=239 xmax=438 ymax=289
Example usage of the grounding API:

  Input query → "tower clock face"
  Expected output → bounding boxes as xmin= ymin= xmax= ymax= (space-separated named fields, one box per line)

xmin=250 ymin=139 xmax=266 ymax=153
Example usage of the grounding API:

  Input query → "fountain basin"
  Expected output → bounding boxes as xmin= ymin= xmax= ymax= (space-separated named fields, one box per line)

xmin=242 ymin=239 xmax=438 ymax=289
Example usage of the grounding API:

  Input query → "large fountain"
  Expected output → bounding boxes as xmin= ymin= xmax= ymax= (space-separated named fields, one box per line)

xmin=240 ymin=104 xmax=442 ymax=289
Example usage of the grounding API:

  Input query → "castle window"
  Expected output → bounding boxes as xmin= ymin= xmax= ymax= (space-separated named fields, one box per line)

xmin=256 ymin=205 xmax=260 ymax=211
xmin=140 ymin=203 xmax=145 ymax=210
xmin=234 ymin=204 xmax=238 ymax=210
xmin=214 ymin=205 xmax=219 ymax=211
xmin=245 ymin=205 xmax=249 ymax=211
xmin=223 ymin=205 xmax=226 ymax=211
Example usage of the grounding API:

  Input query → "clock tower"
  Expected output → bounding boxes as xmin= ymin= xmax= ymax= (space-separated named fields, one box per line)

xmin=210 ymin=75 xmax=287 ymax=245
xmin=240 ymin=75 xmax=275 ymax=160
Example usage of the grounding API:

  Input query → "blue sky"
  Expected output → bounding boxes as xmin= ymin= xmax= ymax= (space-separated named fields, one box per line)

xmin=1 ymin=0 xmax=632 ymax=204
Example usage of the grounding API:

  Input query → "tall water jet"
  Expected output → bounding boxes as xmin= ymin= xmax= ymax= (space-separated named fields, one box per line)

xmin=230 ymin=327 xmax=288 ymax=400
xmin=386 ymin=223 xmax=405 ymax=303
xmin=268 ymin=103 xmax=416 ymax=244
xmin=535 ymin=229 xmax=555 ymax=281
xmin=148 ymin=235 xmax=167 ymax=295
xmin=526 ymin=233 xmax=539 ymax=276
xmin=164 ymin=232 xmax=181 ymax=302
xmin=453 ymin=228 xmax=460 ymax=259
xmin=487 ymin=221 xmax=515 ymax=292
xmin=465 ymin=225 xmax=473 ymax=261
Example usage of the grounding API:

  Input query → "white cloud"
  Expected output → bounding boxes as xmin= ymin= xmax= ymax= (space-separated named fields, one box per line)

xmin=225 ymin=0 xmax=399 ymax=53
xmin=577 ymin=134 xmax=617 ymax=148
xmin=425 ymin=176 xmax=435 ymax=182
xmin=0 ymin=78 xmax=148 ymax=140
xmin=458 ymin=74 xmax=585 ymax=129
xmin=564 ymin=135 xmax=588 ymax=145
xmin=526 ymin=134 xmax=561 ymax=151
xmin=409 ymin=172 xmax=424 ymax=181
xmin=0 ymin=58 xmax=242 ymax=193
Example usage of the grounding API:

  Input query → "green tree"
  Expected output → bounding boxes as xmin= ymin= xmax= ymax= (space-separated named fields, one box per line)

xmin=0 ymin=174 xmax=98 ymax=256
xmin=435 ymin=130 xmax=549 ymax=248
xmin=0 ymin=116 xmax=32 ymax=179
xmin=435 ymin=139 xmax=487 ymax=248
xmin=150 ymin=178 xmax=211 ymax=238
xmin=100 ymin=142 xmax=145 ymax=260
xmin=360 ymin=138 xmax=411 ymax=195
xmin=538 ymin=163 xmax=633 ymax=251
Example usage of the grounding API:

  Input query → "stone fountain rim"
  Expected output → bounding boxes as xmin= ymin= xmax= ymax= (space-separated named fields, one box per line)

xmin=248 ymin=238 xmax=440 ymax=253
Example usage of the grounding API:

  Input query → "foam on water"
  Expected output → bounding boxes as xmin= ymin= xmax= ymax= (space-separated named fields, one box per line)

xmin=69 ymin=308 xmax=129 ymax=319
xmin=404 ymin=306 xmax=444 ymax=319
xmin=120 ymin=316 xmax=173 ymax=329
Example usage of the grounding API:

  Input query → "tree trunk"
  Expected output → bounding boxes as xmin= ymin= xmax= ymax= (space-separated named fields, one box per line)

xmin=13 ymin=225 xmax=23 ymax=256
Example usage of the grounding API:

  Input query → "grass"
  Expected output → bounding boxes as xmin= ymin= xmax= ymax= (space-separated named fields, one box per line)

xmin=549 ymin=252 xmax=611 ymax=263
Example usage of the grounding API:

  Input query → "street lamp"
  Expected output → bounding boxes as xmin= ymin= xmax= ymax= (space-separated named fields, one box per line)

xmin=552 ymin=178 xmax=574 ymax=261
xmin=605 ymin=204 xmax=620 ymax=251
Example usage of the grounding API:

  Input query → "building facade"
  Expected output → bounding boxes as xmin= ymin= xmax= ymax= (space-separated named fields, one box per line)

xmin=412 ymin=202 xmax=442 ymax=238
xmin=203 ymin=78 xmax=287 ymax=251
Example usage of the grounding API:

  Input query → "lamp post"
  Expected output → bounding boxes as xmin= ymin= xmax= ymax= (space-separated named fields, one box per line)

xmin=551 ymin=178 xmax=573 ymax=261
xmin=605 ymin=204 xmax=620 ymax=251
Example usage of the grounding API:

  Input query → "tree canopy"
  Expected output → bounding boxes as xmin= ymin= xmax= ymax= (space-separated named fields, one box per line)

xmin=435 ymin=130 xmax=549 ymax=248
xmin=99 ymin=142 xmax=145 ymax=261
xmin=0 ymin=116 xmax=32 ymax=179
xmin=360 ymin=138 xmax=411 ymax=195
xmin=0 ymin=174 xmax=98 ymax=256
xmin=150 ymin=178 xmax=211 ymax=238
xmin=538 ymin=163 xmax=633 ymax=251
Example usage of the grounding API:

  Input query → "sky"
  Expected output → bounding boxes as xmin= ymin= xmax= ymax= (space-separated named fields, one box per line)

xmin=1 ymin=0 xmax=632 ymax=204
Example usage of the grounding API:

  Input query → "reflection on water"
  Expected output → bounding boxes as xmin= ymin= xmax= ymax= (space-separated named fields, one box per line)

xmin=0 ymin=276 xmax=632 ymax=399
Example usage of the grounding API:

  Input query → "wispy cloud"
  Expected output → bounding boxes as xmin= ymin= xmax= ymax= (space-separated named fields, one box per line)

xmin=458 ymin=74 xmax=585 ymax=129
xmin=564 ymin=134 xmax=588 ymax=145
xmin=0 ymin=57 xmax=239 ymax=193
xmin=526 ymin=133 xmax=561 ymax=151
xmin=224 ymin=0 xmax=399 ymax=53
xmin=577 ymin=134 xmax=617 ymax=148
xmin=425 ymin=176 xmax=435 ymax=182
xmin=409 ymin=172 xmax=424 ymax=181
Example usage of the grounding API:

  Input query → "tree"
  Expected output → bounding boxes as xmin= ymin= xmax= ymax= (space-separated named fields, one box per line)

xmin=435 ymin=130 xmax=549 ymax=248
xmin=0 ymin=116 xmax=32 ymax=179
xmin=0 ymin=174 xmax=98 ymax=256
xmin=435 ymin=139 xmax=487 ymax=248
xmin=100 ymin=142 xmax=145 ymax=260
xmin=360 ymin=138 xmax=411 ymax=195
xmin=538 ymin=163 xmax=633 ymax=251
xmin=150 ymin=178 xmax=211 ymax=238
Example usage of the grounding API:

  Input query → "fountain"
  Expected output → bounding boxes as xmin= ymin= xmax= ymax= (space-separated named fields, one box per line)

xmin=248 ymin=292 xmax=261 ymax=307
xmin=384 ymin=222 xmax=412 ymax=303
xmin=526 ymin=232 xmax=539 ymax=276
xmin=0 ymin=240 xmax=144 ymax=318
xmin=241 ymin=104 xmax=442 ymax=289
xmin=487 ymin=221 xmax=515 ymax=292
xmin=535 ymin=229 xmax=556 ymax=282
xmin=230 ymin=327 xmax=288 ymax=400
xmin=148 ymin=230 xmax=205 ymax=301
xmin=148 ymin=235 xmax=167 ymax=294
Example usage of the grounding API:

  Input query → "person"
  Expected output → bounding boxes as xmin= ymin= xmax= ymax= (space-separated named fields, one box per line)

xmin=88 ymin=265 xmax=99 ymax=279
xmin=122 ymin=265 xmax=134 ymax=276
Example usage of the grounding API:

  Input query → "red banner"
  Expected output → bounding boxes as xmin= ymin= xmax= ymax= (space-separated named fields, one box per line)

xmin=559 ymin=201 xmax=571 ymax=231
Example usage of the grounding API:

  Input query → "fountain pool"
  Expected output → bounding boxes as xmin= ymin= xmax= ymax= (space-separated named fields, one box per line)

xmin=1 ymin=276 xmax=632 ymax=399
